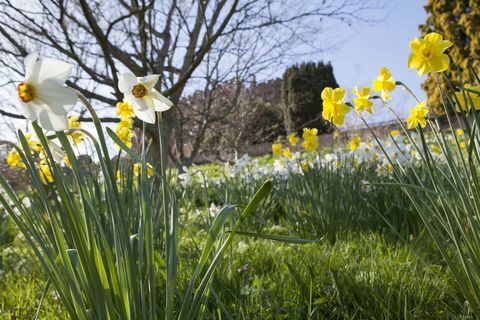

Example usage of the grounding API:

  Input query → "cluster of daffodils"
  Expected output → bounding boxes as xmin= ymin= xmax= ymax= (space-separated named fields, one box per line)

xmin=6 ymin=52 xmax=173 ymax=184
xmin=272 ymin=128 xmax=319 ymax=157
xmin=317 ymin=32 xmax=456 ymax=131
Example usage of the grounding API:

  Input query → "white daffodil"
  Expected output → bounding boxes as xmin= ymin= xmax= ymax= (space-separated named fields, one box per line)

xmin=17 ymin=53 xmax=77 ymax=131
xmin=118 ymin=72 xmax=173 ymax=123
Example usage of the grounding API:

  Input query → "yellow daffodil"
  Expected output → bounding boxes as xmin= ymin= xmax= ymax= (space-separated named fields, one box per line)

xmin=301 ymin=161 xmax=309 ymax=172
xmin=387 ymin=163 xmax=393 ymax=173
xmin=408 ymin=32 xmax=453 ymax=76
xmin=301 ymin=136 xmax=319 ymax=152
xmin=336 ymin=159 xmax=342 ymax=169
xmin=133 ymin=162 xmax=154 ymax=178
xmin=353 ymin=86 xmax=373 ymax=114
xmin=115 ymin=119 xmax=135 ymax=148
xmin=456 ymin=128 xmax=464 ymax=136
xmin=116 ymin=100 xmax=135 ymax=120
xmin=406 ymin=101 xmax=429 ymax=129
xmin=7 ymin=149 xmax=25 ymax=169
xmin=453 ymin=84 xmax=480 ymax=113
xmin=348 ymin=137 xmax=361 ymax=152
xmin=68 ymin=116 xmax=84 ymax=143
xmin=63 ymin=155 xmax=71 ymax=167
xmin=460 ymin=141 xmax=466 ymax=149
xmin=373 ymin=67 xmax=396 ymax=101
xmin=390 ymin=130 xmax=400 ymax=137
xmin=287 ymin=133 xmax=299 ymax=146
xmin=272 ymin=143 xmax=282 ymax=156
xmin=38 ymin=161 xmax=54 ymax=184
xmin=431 ymin=144 xmax=442 ymax=155
xmin=302 ymin=128 xmax=318 ymax=139
xmin=321 ymin=87 xmax=350 ymax=126
xmin=17 ymin=53 xmax=77 ymax=131
xmin=282 ymin=147 xmax=292 ymax=158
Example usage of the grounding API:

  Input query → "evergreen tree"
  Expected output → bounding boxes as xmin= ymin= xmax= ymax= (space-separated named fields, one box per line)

xmin=420 ymin=0 xmax=480 ymax=115
xmin=281 ymin=62 xmax=338 ymax=134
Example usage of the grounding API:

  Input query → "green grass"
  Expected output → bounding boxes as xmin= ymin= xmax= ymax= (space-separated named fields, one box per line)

xmin=0 ymin=230 xmax=468 ymax=319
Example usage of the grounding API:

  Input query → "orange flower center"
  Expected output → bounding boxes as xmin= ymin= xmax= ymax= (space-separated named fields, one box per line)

xmin=18 ymin=82 xmax=35 ymax=103
xmin=131 ymin=83 xmax=147 ymax=98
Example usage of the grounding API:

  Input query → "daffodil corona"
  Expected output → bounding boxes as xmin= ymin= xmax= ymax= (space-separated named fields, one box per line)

xmin=408 ymin=32 xmax=453 ymax=76
xmin=118 ymin=72 xmax=173 ymax=123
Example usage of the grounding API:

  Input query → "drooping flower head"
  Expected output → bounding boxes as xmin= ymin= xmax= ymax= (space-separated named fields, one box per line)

xmin=321 ymin=87 xmax=350 ymax=126
xmin=115 ymin=119 xmax=135 ymax=149
xmin=17 ymin=53 xmax=77 ymax=131
xmin=302 ymin=128 xmax=318 ymax=139
xmin=116 ymin=100 xmax=135 ymax=120
xmin=373 ymin=67 xmax=396 ymax=101
xmin=68 ymin=116 xmax=84 ymax=143
xmin=408 ymin=32 xmax=453 ymax=76
xmin=282 ymin=147 xmax=292 ymax=158
xmin=287 ymin=133 xmax=299 ymax=146
xmin=353 ymin=86 xmax=373 ymax=114
xmin=118 ymin=72 xmax=173 ymax=123
xmin=453 ymin=84 xmax=480 ymax=113
xmin=348 ymin=137 xmax=361 ymax=152
xmin=406 ymin=101 xmax=429 ymax=129
xmin=7 ymin=149 xmax=25 ymax=169
xmin=38 ymin=160 xmax=54 ymax=184
xmin=272 ymin=143 xmax=282 ymax=156
xmin=133 ymin=162 xmax=154 ymax=178
xmin=301 ymin=136 xmax=319 ymax=152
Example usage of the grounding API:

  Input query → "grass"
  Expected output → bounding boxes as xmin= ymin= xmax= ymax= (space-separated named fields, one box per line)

xmin=0 ymin=229 xmax=468 ymax=319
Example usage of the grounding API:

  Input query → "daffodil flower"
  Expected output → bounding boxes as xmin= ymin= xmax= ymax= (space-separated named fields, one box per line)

xmin=353 ymin=86 xmax=373 ymax=114
xmin=321 ymin=87 xmax=350 ymax=126
xmin=118 ymin=72 xmax=173 ymax=123
xmin=348 ymin=137 xmax=361 ymax=152
xmin=406 ymin=101 xmax=429 ymax=129
xmin=408 ymin=32 xmax=453 ymax=76
xmin=17 ymin=53 xmax=77 ymax=131
xmin=272 ymin=143 xmax=282 ymax=156
xmin=373 ymin=68 xmax=396 ymax=101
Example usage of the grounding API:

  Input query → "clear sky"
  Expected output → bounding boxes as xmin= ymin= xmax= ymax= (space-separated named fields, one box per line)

xmin=321 ymin=0 xmax=429 ymax=127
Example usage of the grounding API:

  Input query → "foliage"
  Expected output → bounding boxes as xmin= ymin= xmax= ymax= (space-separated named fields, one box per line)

xmin=281 ymin=62 xmax=337 ymax=134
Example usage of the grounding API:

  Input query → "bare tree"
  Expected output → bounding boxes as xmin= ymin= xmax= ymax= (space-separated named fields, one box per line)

xmin=0 ymin=0 xmax=384 ymax=165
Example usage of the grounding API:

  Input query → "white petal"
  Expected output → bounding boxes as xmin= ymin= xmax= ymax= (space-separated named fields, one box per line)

xmin=17 ymin=100 xmax=37 ymax=121
xmin=151 ymin=89 xmax=173 ymax=112
xmin=37 ymin=109 xmax=69 ymax=131
xmin=24 ymin=52 xmax=39 ymax=82
xmin=31 ymin=57 xmax=73 ymax=84
xmin=49 ymin=140 xmax=66 ymax=162
xmin=118 ymin=72 xmax=137 ymax=94
xmin=140 ymin=74 xmax=160 ymax=90
xmin=36 ymin=80 xmax=77 ymax=114
xmin=133 ymin=96 xmax=155 ymax=123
